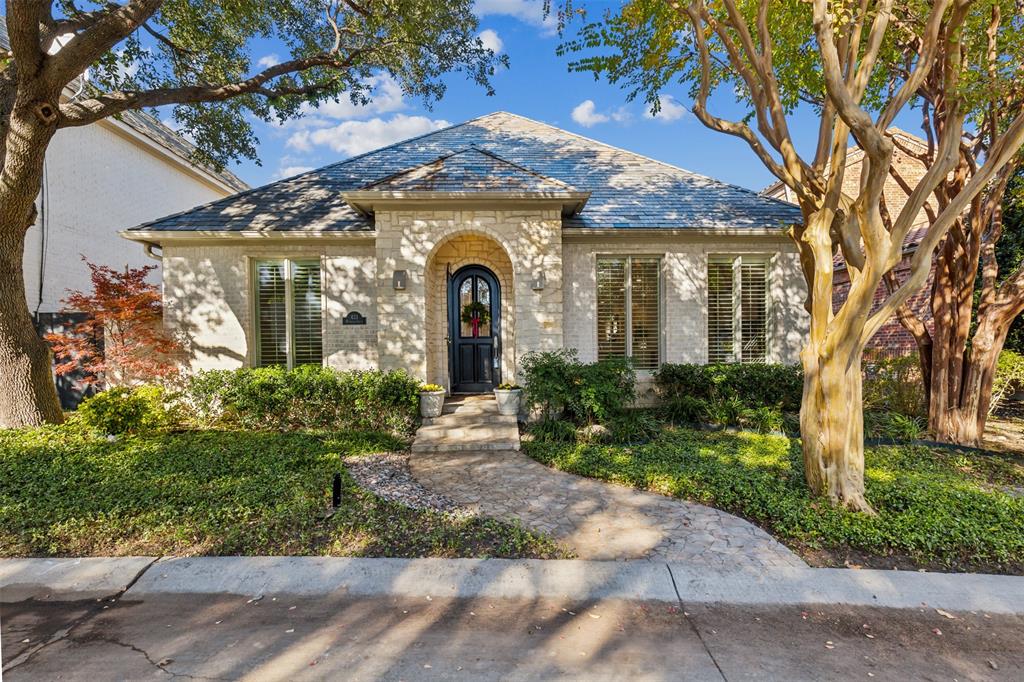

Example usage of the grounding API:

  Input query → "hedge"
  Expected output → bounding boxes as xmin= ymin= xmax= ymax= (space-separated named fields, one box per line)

xmin=654 ymin=363 xmax=803 ymax=412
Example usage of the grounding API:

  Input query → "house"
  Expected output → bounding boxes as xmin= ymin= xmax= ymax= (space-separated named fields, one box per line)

xmin=762 ymin=130 xmax=935 ymax=359
xmin=123 ymin=112 xmax=808 ymax=397
xmin=0 ymin=18 xmax=248 ymax=406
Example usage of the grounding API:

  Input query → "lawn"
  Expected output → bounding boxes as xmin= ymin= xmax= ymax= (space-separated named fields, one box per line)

xmin=524 ymin=426 xmax=1024 ymax=573
xmin=0 ymin=427 xmax=567 ymax=559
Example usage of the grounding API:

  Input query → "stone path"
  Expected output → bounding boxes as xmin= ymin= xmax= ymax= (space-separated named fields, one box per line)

xmin=410 ymin=448 xmax=805 ymax=570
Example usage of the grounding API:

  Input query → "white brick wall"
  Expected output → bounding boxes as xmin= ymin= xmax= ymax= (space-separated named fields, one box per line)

xmin=25 ymin=120 xmax=234 ymax=314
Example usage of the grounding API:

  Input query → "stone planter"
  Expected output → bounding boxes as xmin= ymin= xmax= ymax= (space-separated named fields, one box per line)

xmin=493 ymin=388 xmax=522 ymax=417
xmin=420 ymin=390 xmax=446 ymax=419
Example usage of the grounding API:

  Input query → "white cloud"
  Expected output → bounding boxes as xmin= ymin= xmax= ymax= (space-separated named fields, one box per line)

xmin=645 ymin=95 xmax=689 ymax=122
xmin=287 ymin=114 xmax=450 ymax=157
xmin=611 ymin=106 xmax=632 ymax=123
xmin=257 ymin=53 xmax=281 ymax=69
xmin=571 ymin=100 xmax=609 ymax=127
xmin=478 ymin=28 xmax=504 ymax=54
xmin=475 ymin=0 xmax=557 ymax=34
xmin=278 ymin=165 xmax=314 ymax=178
xmin=298 ymin=74 xmax=406 ymax=122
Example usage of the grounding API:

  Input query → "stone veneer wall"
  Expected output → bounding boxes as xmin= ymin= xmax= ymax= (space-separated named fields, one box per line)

xmin=374 ymin=207 xmax=563 ymax=387
xmin=161 ymin=240 xmax=377 ymax=372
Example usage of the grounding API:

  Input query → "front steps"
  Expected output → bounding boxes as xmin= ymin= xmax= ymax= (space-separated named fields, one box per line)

xmin=412 ymin=395 xmax=520 ymax=453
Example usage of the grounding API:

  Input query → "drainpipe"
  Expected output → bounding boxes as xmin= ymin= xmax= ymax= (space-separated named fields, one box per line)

xmin=142 ymin=241 xmax=162 ymax=261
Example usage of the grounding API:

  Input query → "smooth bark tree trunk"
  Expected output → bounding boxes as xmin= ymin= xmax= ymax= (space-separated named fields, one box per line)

xmin=800 ymin=344 xmax=873 ymax=513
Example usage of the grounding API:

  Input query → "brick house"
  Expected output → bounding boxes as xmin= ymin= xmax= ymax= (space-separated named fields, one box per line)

xmin=123 ymin=112 xmax=809 ymax=398
xmin=763 ymin=129 xmax=935 ymax=358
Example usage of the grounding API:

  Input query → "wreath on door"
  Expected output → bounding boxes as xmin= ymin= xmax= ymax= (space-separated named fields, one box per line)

xmin=461 ymin=301 xmax=490 ymax=337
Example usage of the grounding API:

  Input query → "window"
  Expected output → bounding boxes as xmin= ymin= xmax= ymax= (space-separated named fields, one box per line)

xmin=597 ymin=256 xmax=661 ymax=370
xmin=707 ymin=255 xmax=770 ymax=363
xmin=254 ymin=258 xmax=323 ymax=368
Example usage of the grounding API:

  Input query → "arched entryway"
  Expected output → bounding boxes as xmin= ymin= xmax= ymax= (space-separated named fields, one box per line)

xmin=424 ymin=232 xmax=516 ymax=392
xmin=449 ymin=265 xmax=501 ymax=392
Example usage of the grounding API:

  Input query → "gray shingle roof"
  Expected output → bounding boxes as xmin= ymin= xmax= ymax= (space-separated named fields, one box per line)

xmin=130 ymin=111 xmax=802 ymax=232
xmin=0 ymin=18 xmax=247 ymax=194
xmin=363 ymin=147 xmax=576 ymax=193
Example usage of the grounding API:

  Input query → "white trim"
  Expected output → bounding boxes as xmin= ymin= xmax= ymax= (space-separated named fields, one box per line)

xmin=341 ymin=190 xmax=590 ymax=217
xmin=122 ymin=230 xmax=376 ymax=244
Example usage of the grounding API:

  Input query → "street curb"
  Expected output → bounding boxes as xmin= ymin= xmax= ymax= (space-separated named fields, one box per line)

xmin=0 ymin=557 xmax=157 ymax=603
xmin=3 ymin=557 xmax=1024 ymax=614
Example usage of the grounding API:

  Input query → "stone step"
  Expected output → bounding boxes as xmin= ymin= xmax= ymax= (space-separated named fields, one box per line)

xmin=412 ymin=396 xmax=521 ymax=453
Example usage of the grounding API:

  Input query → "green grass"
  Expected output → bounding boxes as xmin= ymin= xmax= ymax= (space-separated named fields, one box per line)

xmin=0 ymin=427 xmax=567 ymax=559
xmin=525 ymin=426 xmax=1024 ymax=572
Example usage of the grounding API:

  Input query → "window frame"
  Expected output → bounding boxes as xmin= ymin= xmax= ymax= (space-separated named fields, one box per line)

xmin=595 ymin=255 xmax=663 ymax=371
xmin=706 ymin=254 xmax=772 ymax=364
xmin=251 ymin=256 xmax=325 ymax=369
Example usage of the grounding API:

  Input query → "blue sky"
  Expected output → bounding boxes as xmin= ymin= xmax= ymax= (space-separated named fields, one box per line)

xmin=227 ymin=1 xmax=833 ymax=192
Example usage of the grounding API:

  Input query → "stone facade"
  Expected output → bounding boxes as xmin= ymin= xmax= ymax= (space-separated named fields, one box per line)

xmin=157 ymin=207 xmax=809 ymax=388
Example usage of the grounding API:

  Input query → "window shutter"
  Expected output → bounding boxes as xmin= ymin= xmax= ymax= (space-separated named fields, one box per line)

xmin=739 ymin=259 xmax=768 ymax=362
xmin=708 ymin=258 xmax=735 ymax=363
xmin=255 ymin=260 xmax=288 ymax=367
xmin=597 ymin=258 xmax=627 ymax=361
xmin=291 ymin=259 xmax=323 ymax=366
xmin=630 ymin=257 xmax=660 ymax=370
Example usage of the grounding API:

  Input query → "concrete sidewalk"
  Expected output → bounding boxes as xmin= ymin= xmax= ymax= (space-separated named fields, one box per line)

xmin=2 ymin=556 xmax=1023 ymax=614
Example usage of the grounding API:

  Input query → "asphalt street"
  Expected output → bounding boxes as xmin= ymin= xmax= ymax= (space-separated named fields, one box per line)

xmin=3 ymin=592 xmax=1022 ymax=680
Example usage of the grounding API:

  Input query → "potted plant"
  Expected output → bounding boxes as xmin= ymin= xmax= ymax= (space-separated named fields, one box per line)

xmin=493 ymin=382 xmax=523 ymax=416
xmin=419 ymin=383 xmax=446 ymax=418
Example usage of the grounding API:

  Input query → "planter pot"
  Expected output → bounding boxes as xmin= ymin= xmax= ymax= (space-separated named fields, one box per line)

xmin=420 ymin=390 xmax=446 ymax=418
xmin=493 ymin=389 xmax=522 ymax=417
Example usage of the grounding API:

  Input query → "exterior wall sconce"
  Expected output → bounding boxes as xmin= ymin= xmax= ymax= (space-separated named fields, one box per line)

xmin=392 ymin=270 xmax=407 ymax=290
xmin=531 ymin=272 xmax=546 ymax=291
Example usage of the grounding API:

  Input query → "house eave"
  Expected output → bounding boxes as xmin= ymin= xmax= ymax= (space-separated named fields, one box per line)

xmin=121 ymin=229 xmax=376 ymax=245
xmin=561 ymin=226 xmax=794 ymax=240
xmin=340 ymin=190 xmax=591 ymax=218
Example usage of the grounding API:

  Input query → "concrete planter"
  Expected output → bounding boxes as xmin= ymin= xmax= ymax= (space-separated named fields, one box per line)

xmin=419 ymin=390 xmax=446 ymax=419
xmin=493 ymin=388 xmax=523 ymax=417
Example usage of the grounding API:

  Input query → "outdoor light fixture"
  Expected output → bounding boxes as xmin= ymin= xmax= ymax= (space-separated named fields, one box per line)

xmin=392 ymin=270 xmax=407 ymax=290
xmin=531 ymin=271 xmax=546 ymax=291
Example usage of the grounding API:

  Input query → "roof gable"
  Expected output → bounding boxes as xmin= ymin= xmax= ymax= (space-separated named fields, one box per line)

xmin=130 ymin=111 xmax=802 ymax=233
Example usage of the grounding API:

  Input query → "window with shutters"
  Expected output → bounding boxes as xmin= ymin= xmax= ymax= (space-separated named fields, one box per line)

xmin=707 ymin=255 xmax=770 ymax=363
xmin=254 ymin=258 xmax=323 ymax=368
xmin=596 ymin=256 xmax=661 ymax=370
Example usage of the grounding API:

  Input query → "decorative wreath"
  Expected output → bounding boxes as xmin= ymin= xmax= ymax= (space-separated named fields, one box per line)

xmin=460 ymin=301 xmax=491 ymax=326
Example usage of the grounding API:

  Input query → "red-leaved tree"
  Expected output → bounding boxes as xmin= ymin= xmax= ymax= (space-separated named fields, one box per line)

xmin=46 ymin=260 xmax=181 ymax=386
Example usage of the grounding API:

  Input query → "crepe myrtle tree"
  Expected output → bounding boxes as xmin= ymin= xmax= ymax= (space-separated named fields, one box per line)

xmin=558 ymin=0 xmax=1024 ymax=511
xmin=878 ymin=3 xmax=1024 ymax=446
xmin=0 ymin=1 xmax=504 ymax=428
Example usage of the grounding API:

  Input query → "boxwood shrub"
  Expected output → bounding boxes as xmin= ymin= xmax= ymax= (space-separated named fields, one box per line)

xmin=654 ymin=362 xmax=803 ymax=412
xmin=177 ymin=366 xmax=421 ymax=435
xmin=520 ymin=349 xmax=635 ymax=424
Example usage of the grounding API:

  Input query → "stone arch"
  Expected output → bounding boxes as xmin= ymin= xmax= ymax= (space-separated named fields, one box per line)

xmin=425 ymin=231 xmax=516 ymax=389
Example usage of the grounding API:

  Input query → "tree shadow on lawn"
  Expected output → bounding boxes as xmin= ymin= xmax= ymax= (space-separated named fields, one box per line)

xmin=0 ymin=428 xmax=563 ymax=559
xmin=523 ymin=425 xmax=1024 ymax=574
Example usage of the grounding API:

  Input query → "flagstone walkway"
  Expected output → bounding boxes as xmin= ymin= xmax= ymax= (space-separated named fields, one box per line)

xmin=409 ymin=398 xmax=805 ymax=570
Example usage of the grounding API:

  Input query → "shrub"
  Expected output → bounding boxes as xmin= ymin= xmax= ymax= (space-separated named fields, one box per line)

xmin=866 ymin=411 xmax=926 ymax=442
xmin=77 ymin=385 xmax=171 ymax=435
xmin=654 ymin=363 xmax=803 ymax=412
xmin=863 ymin=351 xmax=925 ymax=417
xmin=609 ymin=410 xmax=661 ymax=444
xmin=742 ymin=406 xmax=785 ymax=434
xmin=520 ymin=350 xmax=635 ymax=424
xmin=992 ymin=350 xmax=1024 ymax=414
xmin=527 ymin=418 xmax=577 ymax=443
xmin=177 ymin=367 xmax=420 ymax=435
xmin=660 ymin=395 xmax=710 ymax=425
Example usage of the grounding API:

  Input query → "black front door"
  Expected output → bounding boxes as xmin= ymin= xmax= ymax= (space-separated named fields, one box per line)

xmin=449 ymin=265 xmax=501 ymax=393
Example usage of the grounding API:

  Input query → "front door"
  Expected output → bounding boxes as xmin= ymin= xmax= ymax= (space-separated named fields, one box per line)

xmin=449 ymin=265 xmax=501 ymax=393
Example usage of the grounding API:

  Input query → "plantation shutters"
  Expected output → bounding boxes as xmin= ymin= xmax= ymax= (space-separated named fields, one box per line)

xmin=596 ymin=256 xmax=661 ymax=370
xmin=707 ymin=255 xmax=770 ymax=363
xmin=254 ymin=258 xmax=323 ymax=368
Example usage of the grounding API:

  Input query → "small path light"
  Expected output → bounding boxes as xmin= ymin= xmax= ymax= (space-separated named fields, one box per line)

xmin=332 ymin=473 xmax=342 ymax=508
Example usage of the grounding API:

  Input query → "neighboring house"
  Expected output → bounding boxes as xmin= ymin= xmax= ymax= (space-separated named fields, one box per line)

xmin=762 ymin=129 xmax=935 ymax=358
xmin=0 ymin=23 xmax=249 ymax=406
xmin=123 ymin=112 xmax=807 ymax=399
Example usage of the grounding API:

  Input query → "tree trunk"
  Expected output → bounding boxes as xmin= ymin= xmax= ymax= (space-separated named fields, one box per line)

xmin=799 ymin=334 xmax=874 ymax=513
xmin=0 ymin=225 xmax=63 ymax=427
xmin=0 ymin=91 xmax=64 ymax=428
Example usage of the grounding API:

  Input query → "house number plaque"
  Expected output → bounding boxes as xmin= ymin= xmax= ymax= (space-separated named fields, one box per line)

xmin=342 ymin=311 xmax=367 ymax=325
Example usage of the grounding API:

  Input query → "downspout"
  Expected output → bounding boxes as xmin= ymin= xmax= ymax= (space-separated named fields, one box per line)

xmin=142 ymin=241 xmax=162 ymax=260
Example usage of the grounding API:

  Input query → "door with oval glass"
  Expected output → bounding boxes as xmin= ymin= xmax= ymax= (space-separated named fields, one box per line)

xmin=448 ymin=265 xmax=501 ymax=393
